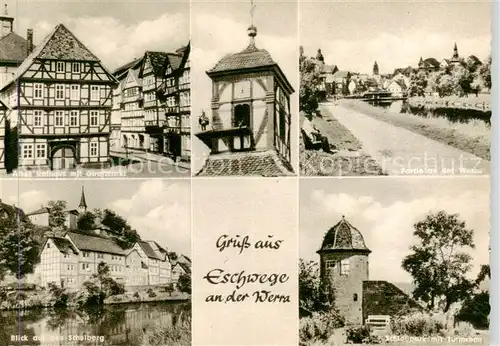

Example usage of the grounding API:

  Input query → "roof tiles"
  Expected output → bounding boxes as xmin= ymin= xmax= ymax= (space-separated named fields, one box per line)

xmin=196 ymin=150 xmax=295 ymax=177
xmin=208 ymin=44 xmax=275 ymax=73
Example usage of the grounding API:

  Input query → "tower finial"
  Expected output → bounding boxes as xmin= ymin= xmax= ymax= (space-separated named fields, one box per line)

xmin=247 ymin=0 xmax=257 ymax=48
xmin=4 ymin=3 xmax=8 ymax=15
xmin=250 ymin=0 xmax=256 ymax=26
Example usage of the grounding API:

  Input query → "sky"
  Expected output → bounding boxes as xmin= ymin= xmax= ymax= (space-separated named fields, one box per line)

xmin=191 ymin=0 xmax=299 ymax=173
xmin=300 ymin=177 xmax=490 ymax=284
xmin=0 ymin=178 xmax=191 ymax=256
xmin=300 ymin=1 xmax=492 ymax=75
xmin=5 ymin=0 xmax=189 ymax=70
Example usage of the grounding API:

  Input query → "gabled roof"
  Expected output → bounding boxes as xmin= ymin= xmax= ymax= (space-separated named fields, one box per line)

xmin=0 ymin=32 xmax=28 ymax=63
xmin=66 ymin=231 xmax=125 ymax=255
xmin=166 ymin=53 xmax=183 ymax=72
xmin=138 ymin=240 xmax=163 ymax=260
xmin=141 ymin=51 xmax=168 ymax=77
xmin=388 ymin=79 xmax=407 ymax=89
xmin=47 ymin=237 xmax=78 ymax=255
xmin=1 ymin=23 xmax=117 ymax=91
xmin=113 ymin=57 xmax=143 ymax=79
xmin=173 ymin=261 xmax=191 ymax=274
xmin=196 ymin=150 xmax=295 ymax=177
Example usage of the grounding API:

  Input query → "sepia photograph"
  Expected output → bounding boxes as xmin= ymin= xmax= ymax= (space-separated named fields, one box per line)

xmin=0 ymin=179 xmax=191 ymax=345
xmin=0 ymin=0 xmax=190 ymax=178
xmin=299 ymin=2 xmax=491 ymax=176
xmin=191 ymin=0 xmax=298 ymax=177
xmin=299 ymin=177 xmax=490 ymax=345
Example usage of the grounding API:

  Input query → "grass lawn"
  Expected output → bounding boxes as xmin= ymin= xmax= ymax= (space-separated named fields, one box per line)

xmin=299 ymin=109 xmax=386 ymax=176
xmin=340 ymin=100 xmax=491 ymax=161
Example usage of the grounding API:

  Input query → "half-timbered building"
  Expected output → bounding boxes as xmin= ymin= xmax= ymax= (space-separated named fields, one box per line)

xmin=141 ymin=51 xmax=167 ymax=153
xmin=111 ymin=58 xmax=142 ymax=151
xmin=161 ymin=43 xmax=191 ymax=161
xmin=195 ymin=25 xmax=294 ymax=176
xmin=0 ymin=24 xmax=117 ymax=170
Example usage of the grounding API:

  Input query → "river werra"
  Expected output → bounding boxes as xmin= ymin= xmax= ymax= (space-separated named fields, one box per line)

xmin=0 ymin=301 xmax=190 ymax=346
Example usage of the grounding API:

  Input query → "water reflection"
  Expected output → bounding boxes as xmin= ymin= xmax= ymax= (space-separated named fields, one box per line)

xmin=367 ymin=100 xmax=491 ymax=127
xmin=0 ymin=302 xmax=190 ymax=346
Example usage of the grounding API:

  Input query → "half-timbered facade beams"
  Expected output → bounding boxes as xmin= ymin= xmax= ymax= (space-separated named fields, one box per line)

xmin=0 ymin=24 xmax=118 ymax=170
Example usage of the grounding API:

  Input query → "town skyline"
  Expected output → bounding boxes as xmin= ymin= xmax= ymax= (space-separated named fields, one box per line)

xmin=0 ymin=179 xmax=191 ymax=256
xmin=299 ymin=177 xmax=490 ymax=284
xmin=300 ymin=1 xmax=491 ymax=75
xmin=5 ymin=0 xmax=189 ymax=70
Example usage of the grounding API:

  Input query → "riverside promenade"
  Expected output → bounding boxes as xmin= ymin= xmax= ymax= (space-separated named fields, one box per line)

xmin=319 ymin=102 xmax=490 ymax=176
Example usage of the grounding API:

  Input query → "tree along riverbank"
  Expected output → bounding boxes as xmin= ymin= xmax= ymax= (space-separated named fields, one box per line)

xmin=340 ymin=99 xmax=490 ymax=161
xmin=0 ymin=286 xmax=189 ymax=311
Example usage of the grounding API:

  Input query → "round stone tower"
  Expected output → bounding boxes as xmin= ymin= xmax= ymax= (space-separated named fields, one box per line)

xmin=317 ymin=216 xmax=371 ymax=325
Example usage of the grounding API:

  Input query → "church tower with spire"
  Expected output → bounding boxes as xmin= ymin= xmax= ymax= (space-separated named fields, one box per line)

xmin=78 ymin=186 xmax=87 ymax=214
xmin=372 ymin=61 xmax=379 ymax=76
xmin=195 ymin=0 xmax=295 ymax=176
xmin=450 ymin=42 xmax=461 ymax=66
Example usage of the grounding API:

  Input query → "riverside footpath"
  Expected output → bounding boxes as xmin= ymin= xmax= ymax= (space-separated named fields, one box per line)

xmin=319 ymin=102 xmax=490 ymax=176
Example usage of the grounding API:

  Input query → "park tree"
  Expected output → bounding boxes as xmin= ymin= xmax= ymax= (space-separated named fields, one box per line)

xmin=402 ymin=211 xmax=475 ymax=312
xmin=47 ymin=200 xmax=67 ymax=229
xmin=300 ymin=55 xmax=322 ymax=119
xmin=299 ymin=259 xmax=334 ymax=315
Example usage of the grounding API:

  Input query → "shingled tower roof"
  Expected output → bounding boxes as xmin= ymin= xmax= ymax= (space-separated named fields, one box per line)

xmin=318 ymin=216 xmax=371 ymax=253
xmin=78 ymin=186 xmax=87 ymax=211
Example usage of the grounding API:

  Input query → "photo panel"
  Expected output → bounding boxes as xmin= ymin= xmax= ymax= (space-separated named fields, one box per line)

xmin=193 ymin=178 xmax=298 ymax=345
xmin=299 ymin=177 xmax=490 ymax=345
xmin=0 ymin=0 xmax=191 ymax=179
xmin=191 ymin=0 xmax=299 ymax=177
xmin=0 ymin=178 xmax=191 ymax=345
xmin=299 ymin=1 xmax=491 ymax=177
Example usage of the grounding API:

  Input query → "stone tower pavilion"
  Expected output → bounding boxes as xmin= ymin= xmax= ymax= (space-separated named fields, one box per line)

xmin=317 ymin=216 xmax=371 ymax=324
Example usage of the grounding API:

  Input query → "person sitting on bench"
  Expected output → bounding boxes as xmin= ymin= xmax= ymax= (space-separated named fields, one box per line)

xmin=302 ymin=116 xmax=333 ymax=153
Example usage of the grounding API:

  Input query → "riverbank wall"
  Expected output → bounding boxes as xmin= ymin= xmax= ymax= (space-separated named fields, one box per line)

xmin=408 ymin=95 xmax=491 ymax=112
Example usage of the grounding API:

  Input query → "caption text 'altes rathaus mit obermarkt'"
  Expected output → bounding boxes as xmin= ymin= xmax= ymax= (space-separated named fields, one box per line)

xmin=0 ymin=6 xmax=190 ymax=173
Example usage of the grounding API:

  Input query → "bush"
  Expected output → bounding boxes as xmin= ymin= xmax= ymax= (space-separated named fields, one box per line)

xmin=454 ymin=321 xmax=475 ymax=337
xmin=299 ymin=310 xmax=345 ymax=345
xmin=456 ymin=291 xmax=490 ymax=329
xmin=346 ymin=325 xmax=371 ymax=344
xmin=140 ymin=316 xmax=191 ymax=346
xmin=390 ymin=312 xmax=445 ymax=337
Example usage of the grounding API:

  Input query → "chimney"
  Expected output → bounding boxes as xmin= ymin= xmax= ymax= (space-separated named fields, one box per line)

xmin=27 ymin=29 xmax=34 ymax=54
